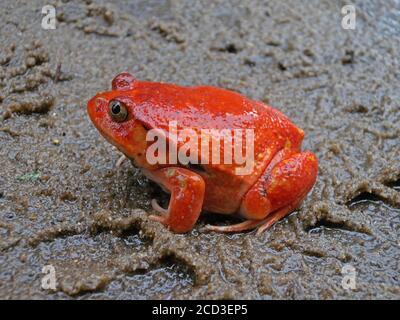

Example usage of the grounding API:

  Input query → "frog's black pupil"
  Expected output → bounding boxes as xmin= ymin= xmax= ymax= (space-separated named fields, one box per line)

xmin=111 ymin=102 xmax=120 ymax=114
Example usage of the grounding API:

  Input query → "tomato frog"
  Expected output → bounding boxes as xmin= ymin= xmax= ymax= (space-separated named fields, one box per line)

xmin=87 ymin=73 xmax=318 ymax=234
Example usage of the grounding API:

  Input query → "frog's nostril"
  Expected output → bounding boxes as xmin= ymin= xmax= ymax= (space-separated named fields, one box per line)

xmin=95 ymin=97 xmax=107 ymax=112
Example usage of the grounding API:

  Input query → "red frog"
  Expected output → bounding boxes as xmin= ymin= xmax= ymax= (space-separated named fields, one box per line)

xmin=87 ymin=73 xmax=318 ymax=234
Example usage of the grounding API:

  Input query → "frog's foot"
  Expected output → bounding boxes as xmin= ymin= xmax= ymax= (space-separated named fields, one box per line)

xmin=203 ymin=203 xmax=297 ymax=234
xmin=255 ymin=204 xmax=297 ymax=235
xmin=203 ymin=219 xmax=263 ymax=233
xmin=149 ymin=199 xmax=168 ymax=224
xmin=149 ymin=198 xmax=169 ymax=224
xmin=144 ymin=167 xmax=205 ymax=233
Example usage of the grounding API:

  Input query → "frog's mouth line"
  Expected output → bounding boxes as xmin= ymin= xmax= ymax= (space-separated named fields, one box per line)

xmin=95 ymin=121 xmax=134 ymax=159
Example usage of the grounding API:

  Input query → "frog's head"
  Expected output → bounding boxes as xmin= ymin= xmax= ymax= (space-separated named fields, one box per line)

xmin=87 ymin=73 xmax=150 ymax=167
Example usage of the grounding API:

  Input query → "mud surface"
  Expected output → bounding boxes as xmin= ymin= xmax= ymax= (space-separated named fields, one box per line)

xmin=0 ymin=0 xmax=399 ymax=299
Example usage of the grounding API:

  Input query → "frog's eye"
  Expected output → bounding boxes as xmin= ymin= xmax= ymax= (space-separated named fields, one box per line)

xmin=108 ymin=100 xmax=128 ymax=122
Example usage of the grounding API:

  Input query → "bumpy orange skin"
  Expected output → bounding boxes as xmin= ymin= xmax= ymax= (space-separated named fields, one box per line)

xmin=87 ymin=73 xmax=318 ymax=234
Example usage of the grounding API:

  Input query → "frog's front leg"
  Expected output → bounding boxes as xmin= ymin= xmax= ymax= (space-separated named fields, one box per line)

xmin=143 ymin=167 xmax=205 ymax=233
xmin=205 ymin=151 xmax=318 ymax=234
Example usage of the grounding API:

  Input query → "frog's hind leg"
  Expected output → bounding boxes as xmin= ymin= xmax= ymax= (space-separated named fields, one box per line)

xmin=206 ymin=151 xmax=318 ymax=234
xmin=242 ymin=151 xmax=318 ymax=234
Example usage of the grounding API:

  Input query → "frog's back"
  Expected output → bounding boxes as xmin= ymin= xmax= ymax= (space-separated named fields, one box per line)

xmin=131 ymin=81 xmax=304 ymax=151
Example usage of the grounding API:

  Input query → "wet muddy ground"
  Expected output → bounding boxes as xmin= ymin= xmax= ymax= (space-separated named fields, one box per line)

xmin=0 ymin=0 xmax=399 ymax=299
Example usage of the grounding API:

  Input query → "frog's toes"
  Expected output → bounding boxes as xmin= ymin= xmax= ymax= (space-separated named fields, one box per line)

xmin=116 ymin=154 xmax=127 ymax=167
xmin=148 ymin=214 xmax=168 ymax=224
xmin=203 ymin=219 xmax=263 ymax=233
xmin=151 ymin=198 xmax=168 ymax=214
xmin=149 ymin=199 xmax=169 ymax=225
